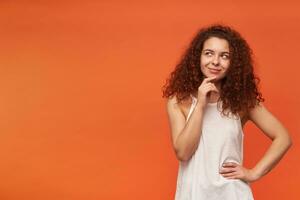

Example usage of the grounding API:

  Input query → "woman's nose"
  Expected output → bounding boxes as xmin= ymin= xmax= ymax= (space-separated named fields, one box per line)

xmin=212 ymin=56 xmax=220 ymax=66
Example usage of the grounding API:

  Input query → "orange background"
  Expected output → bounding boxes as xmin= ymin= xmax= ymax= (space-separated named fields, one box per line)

xmin=0 ymin=1 xmax=299 ymax=199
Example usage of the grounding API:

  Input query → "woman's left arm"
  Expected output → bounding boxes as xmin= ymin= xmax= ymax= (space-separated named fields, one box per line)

xmin=247 ymin=102 xmax=293 ymax=180
xmin=220 ymin=102 xmax=293 ymax=182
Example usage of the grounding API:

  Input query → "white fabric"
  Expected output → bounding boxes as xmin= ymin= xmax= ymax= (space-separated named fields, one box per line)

xmin=174 ymin=95 xmax=254 ymax=200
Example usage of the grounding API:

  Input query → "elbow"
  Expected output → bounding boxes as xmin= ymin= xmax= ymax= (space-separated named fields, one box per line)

xmin=284 ymin=131 xmax=293 ymax=149
xmin=173 ymin=139 xmax=194 ymax=162
xmin=287 ymin=136 xmax=293 ymax=148
xmin=279 ymin=134 xmax=293 ymax=150
xmin=274 ymin=132 xmax=293 ymax=149
xmin=175 ymin=148 xmax=191 ymax=162
xmin=176 ymin=153 xmax=190 ymax=162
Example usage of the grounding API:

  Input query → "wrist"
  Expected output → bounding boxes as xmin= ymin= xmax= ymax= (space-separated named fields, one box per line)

xmin=250 ymin=168 xmax=263 ymax=181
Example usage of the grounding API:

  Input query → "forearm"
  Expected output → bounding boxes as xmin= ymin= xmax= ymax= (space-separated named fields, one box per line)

xmin=252 ymin=133 xmax=292 ymax=179
xmin=175 ymin=103 xmax=205 ymax=161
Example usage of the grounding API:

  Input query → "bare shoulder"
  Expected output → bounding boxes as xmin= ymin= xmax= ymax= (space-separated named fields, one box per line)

xmin=248 ymin=102 xmax=271 ymax=123
xmin=166 ymin=95 xmax=192 ymax=120
xmin=240 ymin=102 xmax=269 ymax=127
xmin=166 ymin=96 xmax=180 ymax=115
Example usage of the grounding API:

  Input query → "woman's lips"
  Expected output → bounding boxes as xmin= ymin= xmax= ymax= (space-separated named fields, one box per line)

xmin=208 ymin=68 xmax=221 ymax=74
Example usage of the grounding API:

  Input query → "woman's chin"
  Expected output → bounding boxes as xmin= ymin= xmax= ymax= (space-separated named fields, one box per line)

xmin=203 ymin=74 xmax=220 ymax=79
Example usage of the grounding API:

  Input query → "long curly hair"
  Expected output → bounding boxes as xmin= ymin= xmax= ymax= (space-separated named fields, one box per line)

xmin=161 ymin=24 xmax=264 ymax=118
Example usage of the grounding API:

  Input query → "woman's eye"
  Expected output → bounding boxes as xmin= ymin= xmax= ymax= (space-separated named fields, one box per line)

xmin=204 ymin=52 xmax=213 ymax=56
xmin=222 ymin=54 xmax=229 ymax=59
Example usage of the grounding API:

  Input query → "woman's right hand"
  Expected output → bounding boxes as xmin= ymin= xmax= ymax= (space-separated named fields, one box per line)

xmin=197 ymin=76 xmax=219 ymax=108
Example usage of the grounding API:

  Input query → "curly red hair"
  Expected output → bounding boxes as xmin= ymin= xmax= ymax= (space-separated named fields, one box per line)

xmin=161 ymin=24 xmax=264 ymax=118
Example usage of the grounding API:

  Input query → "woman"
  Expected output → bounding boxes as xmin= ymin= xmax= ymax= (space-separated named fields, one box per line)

xmin=162 ymin=24 xmax=292 ymax=200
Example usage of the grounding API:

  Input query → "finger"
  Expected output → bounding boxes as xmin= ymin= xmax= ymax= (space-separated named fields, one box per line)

xmin=227 ymin=173 xmax=243 ymax=179
xmin=225 ymin=175 xmax=238 ymax=179
xmin=219 ymin=167 xmax=236 ymax=174
xmin=205 ymin=83 xmax=217 ymax=93
xmin=204 ymin=85 xmax=215 ymax=93
xmin=203 ymin=76 xmax=217 ymax=83
xmin=222 ymin=162 xmax=238 ymax=167
xmin=220 ymin=172 xmax=238 ymax=178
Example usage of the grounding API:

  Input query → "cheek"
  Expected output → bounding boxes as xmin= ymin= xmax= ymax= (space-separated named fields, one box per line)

xmin=219 ymin=60 xmax=230 ymax=73
xmin=200 ymin=56 xmax=210 ymax=66
xmin=223 ymin=60 xmax=230 ymax=68
xmin=221 ymin=65 xmax=230 ymax=77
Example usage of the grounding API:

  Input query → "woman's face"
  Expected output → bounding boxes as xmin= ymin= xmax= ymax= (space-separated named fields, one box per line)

xmin=200 ymin=37 xmax=231 ymax=81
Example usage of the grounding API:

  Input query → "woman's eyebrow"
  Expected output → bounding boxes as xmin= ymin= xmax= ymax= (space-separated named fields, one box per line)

xmin=203 ymin=49 xmax=214 ymax=52
xmin=203 ymin=49 xmax=230 ymax=54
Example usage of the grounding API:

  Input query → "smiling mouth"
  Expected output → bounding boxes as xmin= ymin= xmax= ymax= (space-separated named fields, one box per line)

xmin=208 ymin=68 xmax=221 ymax=73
